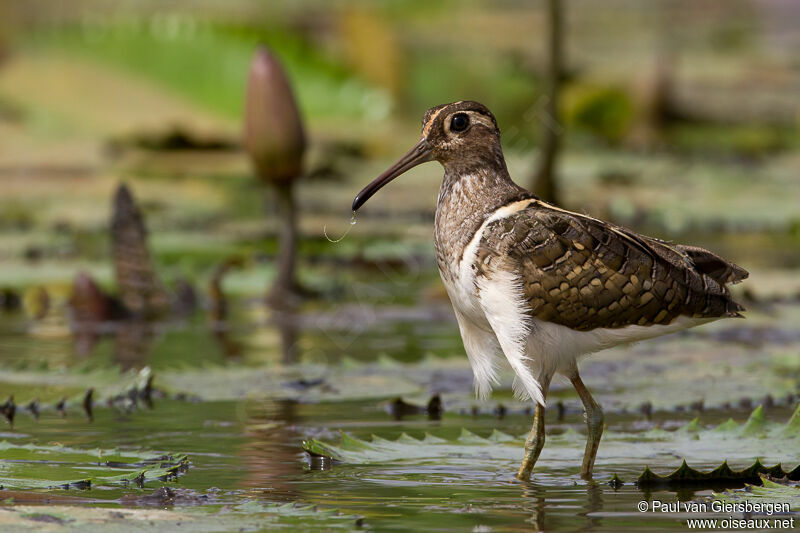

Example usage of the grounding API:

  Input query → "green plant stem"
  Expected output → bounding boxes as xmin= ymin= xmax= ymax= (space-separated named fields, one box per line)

xmin=270 ymin=180 xmax=298 ymax=306
xmin=532 ymin=0 xmax=563 ymax=204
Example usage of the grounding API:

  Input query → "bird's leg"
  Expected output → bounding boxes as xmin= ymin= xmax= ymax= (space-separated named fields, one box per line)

xmin=516 ymin=403 xmax=546 ymax=481
xmin=570 ymin=372 xmax=604 ymax=480
xmin=517 ymin=377 xmax=551 ymax=481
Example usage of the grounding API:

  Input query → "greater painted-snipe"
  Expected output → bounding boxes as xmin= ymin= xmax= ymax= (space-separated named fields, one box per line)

xmin=352 ymin=101 xmax=748 ymax=481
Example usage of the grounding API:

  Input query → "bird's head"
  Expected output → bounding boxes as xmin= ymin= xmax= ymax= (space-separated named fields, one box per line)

xmin=352 ymin=101 xmax=502 ymax=211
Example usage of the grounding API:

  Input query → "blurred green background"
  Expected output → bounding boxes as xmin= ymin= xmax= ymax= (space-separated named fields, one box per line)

xmin=1 ymin=2 xmax=800 ymax=530
xmin=0 ymin=0 xmax=799 ymax=366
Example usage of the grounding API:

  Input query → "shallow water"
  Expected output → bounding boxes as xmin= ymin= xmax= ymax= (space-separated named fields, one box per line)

xmin=2 ymin=395 xmax=768 ymax=532
xmin=3 ymin=358 xmax=798 ymax=532
xmin=0 ymin=231 xmax=798 ymax=531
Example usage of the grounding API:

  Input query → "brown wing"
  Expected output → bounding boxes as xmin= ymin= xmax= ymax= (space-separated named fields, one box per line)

xmin=674 ymin=245 xmax=749 ymax=285
xmin=474 ymin=201 xmax=747 ymax=331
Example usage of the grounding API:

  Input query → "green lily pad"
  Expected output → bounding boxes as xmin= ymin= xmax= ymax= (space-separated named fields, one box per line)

xmin=0 ymin=366 xmax=150 ymax=407
xmin=303 ymin=405 xmax=800 ymax=484
xmin=0 ymin=442 xmax=188 ymax=490
xmin=157 ymin=364 xmax=423 ymax=402
xmin=714 ymin=476 xmax=800 ymax=512
xmin=637 ymin=460 xmax=799 ymax=488
xmin=0 ymin=500 xmax=363 ymax=532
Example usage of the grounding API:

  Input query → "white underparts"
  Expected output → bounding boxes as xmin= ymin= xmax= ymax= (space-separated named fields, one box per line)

xmin=452 ymin=309 xmax=500 ymax=399
xmin=477 ymin=270 xmax=545 ymax=406
xmin=527 ymin=314 xmax=715 ymax=366
xmin=444 ymin=199 xmax=543 ymax=403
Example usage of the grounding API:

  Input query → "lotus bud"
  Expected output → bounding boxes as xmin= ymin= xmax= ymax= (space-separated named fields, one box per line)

xmin=111 ymin=184 xmax=169 ymax=317
xmin=243 ymin=46 xmax=306 ymax=184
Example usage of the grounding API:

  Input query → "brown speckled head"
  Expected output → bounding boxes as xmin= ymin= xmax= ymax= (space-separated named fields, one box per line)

xmin=421 ymin=101 xmax=502 ymax=168
xmin=352 ymin=101 xmax=507 ymax=211
xmin=422 ymin=101 xmax=498 ymax=135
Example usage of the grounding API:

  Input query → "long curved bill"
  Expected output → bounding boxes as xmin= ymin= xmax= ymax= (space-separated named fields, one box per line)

xmin=352 ymin=139 xmax=432 ymax=211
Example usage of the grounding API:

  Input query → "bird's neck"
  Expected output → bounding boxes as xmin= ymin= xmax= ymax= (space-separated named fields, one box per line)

xmin=434 ymin=158 xmax=531 ymax=277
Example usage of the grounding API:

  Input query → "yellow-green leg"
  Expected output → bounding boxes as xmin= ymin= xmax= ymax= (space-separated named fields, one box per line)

xmin=516 ymin=402 xmax=546 ymax=481
xmin=570 ymin=373 xmax=604 ymax=479
xmin=517 ymin=376 xmax=551 ymax=481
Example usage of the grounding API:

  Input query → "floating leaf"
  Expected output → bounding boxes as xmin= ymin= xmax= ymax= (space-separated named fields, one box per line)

xmin=713 ymin=418 xmax=739 ymax=433
xmin=457 ymin=428 xmax=489 ymax=445
xmin=608 ymin=473 xmax=624 ymax=489
xmin=783 ymin=403 xmax=800 ymax=437
xmin=0 ymin=366 xmax=151 ymax=408
xmin=636 ymin=459 xmax=798 ymax=488
xmin=740 ymin=404 xmax=767 ymax=437
xmin=0 ymin=442 xmax=188 ymax=490
xmin=488 ymin=429 xmax=515 ymax=443
xmin=714 ymin=475 xmax=800 ymax=511
xmin=302 ymin=407 xmax=800 ymax=484
xmin=0 ymin=500 xmax=363 ymax=532
xmin=157 ymin=365 xmax=422 ymax=402
xmin=680 ymin=417 xmax=702 ymax=434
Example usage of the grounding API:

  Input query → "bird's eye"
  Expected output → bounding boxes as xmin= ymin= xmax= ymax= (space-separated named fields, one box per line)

xmin=450 ymin=113 xmax=469 ymax=132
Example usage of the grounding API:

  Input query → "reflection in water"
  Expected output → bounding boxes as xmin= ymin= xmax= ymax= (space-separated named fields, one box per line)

xmin=208 ymin=257 xmax=244 ymax=323
xmin=388 ymin=394 xmax=443 ymax=421
xmin=73 ymin=326 xmax=100 ymax=358
xmin=272 ymin=308 xmax=299 ymax=364
xmin=70 ymin=271 xmax=128 ymax=357
xmin=521 ymin=483 xmax=547 ymax=531
xmin=114 ymin=320 xmax=156 ymax=370
xmin=71 ymin=310 xmax=299 ymax=371
xmin=72 ymin=318 xmax=154 ymax=370
xmin=240 ymin=399 xmax=301 ymax=501
xmin=207 ymin=257 xmax=247 ymax=360
xmin=583 ymin=482 xmax=605 ymax=531
xmin=211 ymin=326 xmax=244 ymax=360
xmin=521 ymin=480 xmax=607 ymax=531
